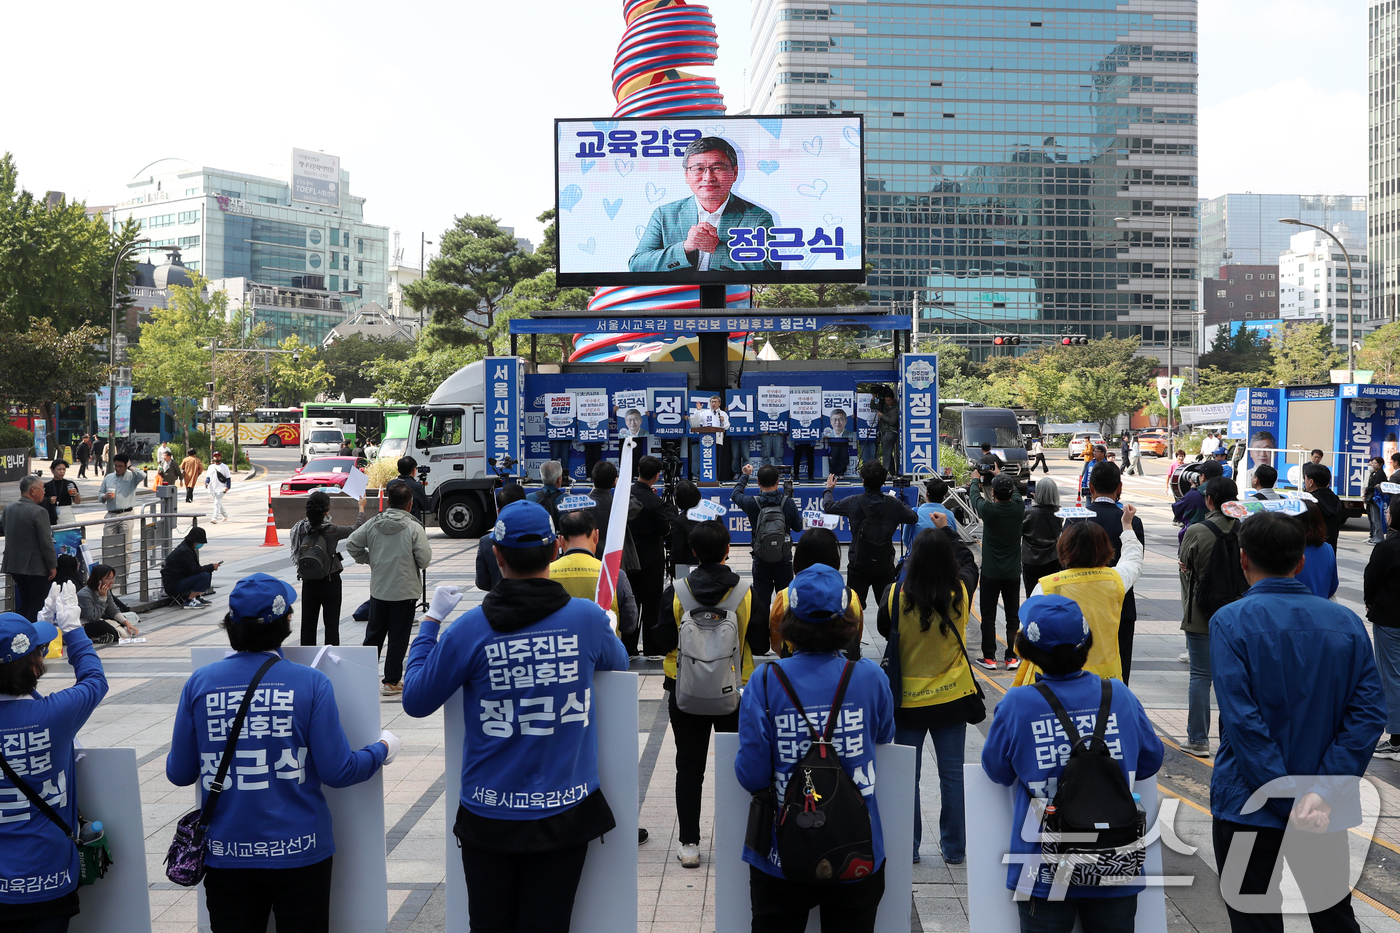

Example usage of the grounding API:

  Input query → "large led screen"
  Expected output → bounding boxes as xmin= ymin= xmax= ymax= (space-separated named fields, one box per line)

xmin=555 ymin=115 xmax=865 ymax=287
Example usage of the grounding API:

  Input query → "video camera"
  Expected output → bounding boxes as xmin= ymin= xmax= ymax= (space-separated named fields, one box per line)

xmin=486 ymin=455 xmax=518 ymax=486
xmin=416 ymin=463 xmax=430 ymax=483
xmin=891 ymin=473 xmax=914 ymax=489
xmin=658 ymin=440 xmax=683 ymax=500
xmin=776 ymin=464 xmax=795 ymax=497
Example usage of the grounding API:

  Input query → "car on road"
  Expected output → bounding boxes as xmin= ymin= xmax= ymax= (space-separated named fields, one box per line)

xmin=1137 ymin=430 xmax=1169 ymax=457
xmin=279 ymin=456 xmax=363 ymax=495
xmin=1068 ymin=432 xmax=1105 ymax=459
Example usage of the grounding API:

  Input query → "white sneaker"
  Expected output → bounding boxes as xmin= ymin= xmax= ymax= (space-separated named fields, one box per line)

xmin=1178 ymin=652 xmax=1190 ymax=664
xmin=678 ymin=843 xmax=701 ymax=868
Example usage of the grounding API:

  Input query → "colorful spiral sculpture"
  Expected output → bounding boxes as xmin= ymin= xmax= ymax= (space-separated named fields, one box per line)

xmin=570 ymin=0 xmax=753 ymax=363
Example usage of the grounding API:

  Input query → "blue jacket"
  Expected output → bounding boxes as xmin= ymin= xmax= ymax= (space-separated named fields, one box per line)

xmin=167 ymin=651 xmax=385 ymax=868
xmin=0 ymin=629 xmax=107 ymax=905
xmin=1210 ymin=578 xmax=1385 ymax=829
xmin=903 ymin=503 xmax=959 ymax=549
xmin=981 ymin=671 xmax=1163 ymax=900
xmin=402 ymin=595 xmax=629 ymax=819
xmin=1296 ymin=543 xmax=1339 ymax=600
xmin=735 ymin=653 xmax=895 ymax=879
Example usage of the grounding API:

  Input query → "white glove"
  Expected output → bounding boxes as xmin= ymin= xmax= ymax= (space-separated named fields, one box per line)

xmin=378 ymin=729 xmax=401 ymax=765
xmin=604 ymin=609 xmax=619 ymax=635
xmin=428 ymin=585 xmax=463 ymax=622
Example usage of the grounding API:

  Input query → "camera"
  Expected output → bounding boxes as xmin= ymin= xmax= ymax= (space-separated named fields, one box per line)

xmin=657 ymin=440 xmax=683 ymax=502
xmin=487 ymin=455 xmax=518 ymax=485
xmin=891 ymin=473 xmax=913 ymax=489
xmin=975 ymin=461 xmax=997 ymax=479
xmin=416 ymin=464 xmax=430 ymax=482
xmin=775 ymin=464 xmax=795 ymax=497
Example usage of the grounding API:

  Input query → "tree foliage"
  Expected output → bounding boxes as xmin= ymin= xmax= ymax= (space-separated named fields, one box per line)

xmin=320 ymin=333 xmax=412 ymax=400
xmin=1198 ymin=326 xmax=1273 ymax=374
xmin=495 ymin=269 xmax=590 ymax=362
xmin=1358 ymin=321 xmax=1400 ymax=384
xmin=269 ymin=335 xmax=333 ymax=405
xmin=1272 ymin=322 xmax=1341 ymax=386
xmin=750 ymin=279 xmax=873 ymax=359
xmin=365 ymin=345 xmax=487 ymax=405
xmin=127 ymin=275 xmax=228 ymax=448
xmin=0 ymin=317 xmax=109 ymax=424
xmin=403 ymin=214 xmax=547 ymax=354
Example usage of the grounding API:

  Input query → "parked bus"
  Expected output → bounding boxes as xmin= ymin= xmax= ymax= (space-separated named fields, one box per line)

xmin=210 ymin=407 xmax=303 ymax=447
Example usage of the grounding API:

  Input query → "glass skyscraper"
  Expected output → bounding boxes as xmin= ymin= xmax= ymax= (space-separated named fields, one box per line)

xmin=748 ymin=0 xmax=1199 ymax=364
xmin=1199 ymin=193 xmax=1366 ymax=273
xmin=1371 ymin=1 xmax=1400 ymax=327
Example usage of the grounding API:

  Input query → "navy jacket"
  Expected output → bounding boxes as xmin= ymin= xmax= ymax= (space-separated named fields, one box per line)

xmin=1210 ymin=578 xmax=1385 ymax=829
xmin=730 ymin=475 xmax=803 ymax=549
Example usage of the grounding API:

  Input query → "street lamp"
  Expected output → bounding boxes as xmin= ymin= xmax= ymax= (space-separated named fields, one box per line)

xmin=109 ymin=238 xmax=178 ymax=464
xmin=1116 ymin=214 xmax=1179 ymax=459
xmin=1279 ymin=218 xmax=1356 ymax=375
xmin=418 ymin=233 xmax=435 ymax=337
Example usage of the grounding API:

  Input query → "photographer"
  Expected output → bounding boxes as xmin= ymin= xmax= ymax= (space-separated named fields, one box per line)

xmin=733 ymin=463 xmax=804 ymax=657
xmin=387 ymin=456 xmax=431 ymax=520
xmin=821 ymin=461 xmax=919 ymax=617
xmin=875 ymin=387 xmax=900 ymax=472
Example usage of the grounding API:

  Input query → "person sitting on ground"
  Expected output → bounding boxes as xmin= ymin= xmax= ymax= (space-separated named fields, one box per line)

xmin=476 ymin=483 xmax=528 ymax=592
xmin=1015 ymin=506 xmax=1144 ymax=687
xmin=550 ymin=508 xmax=639 ymax=639
xmin=652 ymin=520 xmax=753 ymax=869
xmin=77 ymin=562 xmax=140 ymax=644
xmin=161 ymin=526 xmax=221 ymax=609
xmin=735 ymin=563 xmax=895 ymax=932
xmin=981 ymin=594 xmax=1164 ymax=932
xmin=1249 ymin=463 xmax=1282 ymax=500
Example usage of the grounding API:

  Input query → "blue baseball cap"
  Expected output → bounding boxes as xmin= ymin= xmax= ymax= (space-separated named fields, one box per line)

xmin=0 ymin=612 xmax=57 ymax=665
xmin=492 ymin=501 xmax=557 ymax=549
xmin=786 ymin=565 xmax=850 ymax=624
xmin=1020 ymin=595 xmax=1090 ymax=649
xmin=228 ymin=573 xmax=297 ymax=624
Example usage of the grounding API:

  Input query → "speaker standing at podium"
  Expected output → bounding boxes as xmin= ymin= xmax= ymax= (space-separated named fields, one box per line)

xmin=402 ymin=501 xmax=629 ymax=933
xmin=689 ymin=396 xmax=731 ymax=480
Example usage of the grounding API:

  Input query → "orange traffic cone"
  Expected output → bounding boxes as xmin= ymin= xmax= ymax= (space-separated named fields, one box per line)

xmin=261 ymin=487 xmax=280 ymax=547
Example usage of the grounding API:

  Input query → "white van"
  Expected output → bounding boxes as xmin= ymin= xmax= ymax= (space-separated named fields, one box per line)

xmin=300 ymin=418 xmax=346 ymax=464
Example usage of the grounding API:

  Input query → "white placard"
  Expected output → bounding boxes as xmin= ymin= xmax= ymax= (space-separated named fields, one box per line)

xmin=802 ymin=510 xmax=841 ymax=530
xmin=444 ymin=672 xmax=638 ymax=931
xmin=192 ymin=646 xmax=387 ymax=933
xmin=546 ymin=393 xmax=577 ymax=428
xmin=342 ymin=467 xmax=369 ymax=502
xmin=68 ymin=748 xmax=152 ymax=933
xmin=688 ymin=498 xmax=729 ymax=522
xmin=857 ymin=392 xmax=877 ymax=430
xmin=1283 ymin=490 xmax=1318 ymax=502
xmin=557 ymin=494 xmax=598 ymax=513
xmin=713 ymin=734 xmax=915 ymax=933
xmin=788 ymin=387 xmax=822 ymax=442
xmin=1055 ymin=506 xmax=1096 ymax=519
xmin=758 ymin=385 xmax=790 ymax=417
xmin=964 ymin=765 xmax=1167 ymax=933
xmin=1383 ymin=483 xmax=1400 ymax=495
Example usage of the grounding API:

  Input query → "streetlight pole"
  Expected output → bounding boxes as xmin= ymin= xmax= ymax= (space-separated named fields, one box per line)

xmin=1279 ymin=218 xmax=1355 ymax=375
xmin=1116 ymin=214 xmax=1180 ymax=459
xmin=418 ymin=233 xmax=434 ymax=338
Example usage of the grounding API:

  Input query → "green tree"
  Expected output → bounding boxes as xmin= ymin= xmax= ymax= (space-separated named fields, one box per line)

xmin=1358 ymin=321 xmax=1400 ymax=384
xmin=1272 ymin=322 xmax=1340 ymax=386
xmin=0 ymin=317 xmax=109 ymax=427
xmin=494 ymin=269 xmax=591 ymax=362
xmin=0 ymin=153 xmax=143 ymax=333
xmin=321 ymin=333 xmax=412 ymax=400
xmin=1198 ymin=326 xmax=1272 ymax=374
xmin=750 ymin=279 xmax=872 ymax=359
xmin=1059 ymin=368 xmax=1152 ymax=435
xmin=365 ymin=345 xmax=487 ymax=405
xmin=403 ymin=214 xmax=547 ymax=354
xmin=127 ymin=274 xmax=228 ymax=449
xmin=269 ymin=335 xmax=333 ymax=405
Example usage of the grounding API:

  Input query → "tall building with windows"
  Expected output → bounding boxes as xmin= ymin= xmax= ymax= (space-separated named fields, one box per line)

xmin=1371 ymin=2 xmax=1400 ymax=327
xmin=1199 ymin=193 xmax=1366 ymax=273
xmin=1277 ymin=226 xmax=1371 ymax=345
xmin=105 ymin=158 xmax=389 ymax=345
xmin=748 ymin=0 xmax=1199 ymax=365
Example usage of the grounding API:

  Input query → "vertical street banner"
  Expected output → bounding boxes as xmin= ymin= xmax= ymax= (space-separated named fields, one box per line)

xmin=96 ymin=386 xmax=134 ymax=436
xmin=33 ymin=421 xmax=48 ymax=460
xmin=856 ymin=392 xmax=877 ymax=441
xmin=788 ymin=387 xmax=822 ymax=443
xmin=900 ymin=354 xmax=938 ymax=476
xmin=1244 ymin=388 xmax=1282 ymax=471
xmin=648 ymin=387 xmax=687 ymax=438
xmin=574 ymin=389 xmax=610 ymax=443
xmin=756 ymin=385 xmax=789 ymax=434
xmin=486 ymin=357 xmax=523 ymax=476
xmin=725 ymin=388 xmax=757 ymax=436
xmin=545 ymin=394 xmax=576 ymax=440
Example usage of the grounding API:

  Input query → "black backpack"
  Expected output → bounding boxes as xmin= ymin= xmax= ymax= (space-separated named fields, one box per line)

xmin=1193 ymin=521 xmax=1248 ymax=620
xmin=752 ymin=501 xmax=792 ymax=564
xmin=296 ymin=524 xmax=335 ymax=580
xmin=850 ymin=504 xmax=896 ymax=575
xmin=1033 ymin=680 xmax=1147 ymax=886
xmin=768 ymin=661 xmax=876 ymax=883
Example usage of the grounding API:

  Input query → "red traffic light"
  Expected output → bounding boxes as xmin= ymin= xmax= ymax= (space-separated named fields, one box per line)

xmin=1061 ymin=337 xmax=1071 ymax=345
xmin=1061 ymin=336 xmax=1088 ymax=346
xmin=994 ymin=336 xmax=1005 ymax=345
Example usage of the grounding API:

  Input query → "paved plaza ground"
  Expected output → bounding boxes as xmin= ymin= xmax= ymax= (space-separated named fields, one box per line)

xmin=9 ymin=447 xmax=1400 ymax=932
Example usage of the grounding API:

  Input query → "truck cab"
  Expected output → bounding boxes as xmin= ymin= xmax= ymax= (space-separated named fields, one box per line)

xmin=407 ymin=361 xmax=497 ymax=538
xmin=300 ymin=418 xmax=346 ymax=465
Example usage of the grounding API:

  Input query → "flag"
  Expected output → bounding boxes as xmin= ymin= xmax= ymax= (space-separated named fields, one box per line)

xmin=596 ymin=436 xmax=636 ymax=612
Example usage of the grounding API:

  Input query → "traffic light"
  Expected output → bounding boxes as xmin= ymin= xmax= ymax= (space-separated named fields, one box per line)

xmin=1061 ymin=335 xmax=1089 ymax=346
xmin=992 ymin=335 xmax=1022 ymax=346
xmin=206 ymin=382 xmax=215 ymax=394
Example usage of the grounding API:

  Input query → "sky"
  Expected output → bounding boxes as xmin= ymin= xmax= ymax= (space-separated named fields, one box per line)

xmin=0 ymin=0 xmax=1369 ymax=261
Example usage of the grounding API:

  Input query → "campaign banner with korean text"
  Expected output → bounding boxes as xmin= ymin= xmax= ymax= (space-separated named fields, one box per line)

xmin=788 ymin=386 xmax=822 ymax=442
xmin=544 ymin=394 xmax=576 ymax=440
xmin=573 ymin=389 xmax=610 ymax=443
xmin=900 ymin=354 xmax=939 ymax=476
xmin=555 ymin=114 xmax=865 ymax=287
xmin=613 ymin=389 xmax=648 ymax=439
xmin=486 ymin=358 xmax=523 ymax=477
xmin=822 ymin=391 xmax=856 ymax=448
xmin=648 ymin=386 xmax=688 ymax=438
xmin=725 ymin=388 xmax=757 ymax=436
xmin=756 ymin=385 xmax=789 ymax=434
xmin=1242 ymin=388 xmax=1283 ymax=472
xmin=856 ymin=392 xmax=877 ymax=440
xmin=1343 ymin=395 xmax=1400 ymax=498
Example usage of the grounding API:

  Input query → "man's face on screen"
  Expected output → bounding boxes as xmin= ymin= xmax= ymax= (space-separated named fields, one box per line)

xmin=684 ymin=151 xmax=737 ymax=210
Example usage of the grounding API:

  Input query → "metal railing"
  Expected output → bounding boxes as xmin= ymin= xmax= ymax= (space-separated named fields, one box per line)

xmin=2 ymin=488 xmax=208 ymax=612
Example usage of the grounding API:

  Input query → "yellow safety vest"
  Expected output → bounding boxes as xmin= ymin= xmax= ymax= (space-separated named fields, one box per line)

xmin=1012 ymin=567 xmax=1124 ymax=686
xmin=548 ymin=550 xmax=621 ymax=637
xmin=892 ymin=583 xmax=976 ymax=708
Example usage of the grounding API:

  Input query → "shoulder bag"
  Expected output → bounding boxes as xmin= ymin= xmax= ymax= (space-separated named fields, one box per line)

xmin=165 ymin=656 xmax=280 ymax=886
xmin=0 ymin=746 xmax=111 ymax=886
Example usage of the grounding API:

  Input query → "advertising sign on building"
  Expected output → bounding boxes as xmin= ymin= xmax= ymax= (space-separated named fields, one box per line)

xmin=485 ymin=357 xmax=522 ymax=477
xmin=788 ymin=387 xmax=822 ymax=443
xmin=899 ymin=354 xmax=938 ymax=476
xmin=555 ymin=115 xmax=865 ymax=288
xmin=291 ymin=148 xmax=342 ymax=207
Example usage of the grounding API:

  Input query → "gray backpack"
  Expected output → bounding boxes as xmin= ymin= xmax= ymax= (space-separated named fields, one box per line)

xmin=675 ymin=578 xmax=751 ymax=715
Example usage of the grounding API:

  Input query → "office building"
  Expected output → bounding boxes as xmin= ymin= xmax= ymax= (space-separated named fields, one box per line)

xmin=1199 ymin=193 xmax=1366 ymax=273
xmin=1277 ymin=226 xmax=1370 ymax=346
xmin=748 ymin=0 xmax=1199 ymax=365
xmin=105 ymin=158 xmax=390 ymax=346
xmin=1202 ymin=264 xmax=1279 ymax=330
xmin=1371 ymin=1 xmax=1400 ymax=326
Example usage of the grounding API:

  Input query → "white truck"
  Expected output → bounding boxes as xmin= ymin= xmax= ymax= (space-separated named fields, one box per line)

xmin=404 ymin=361 xmax=500 ymax=538
xmin=300 ymin=418 xmax=348 ymax=464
